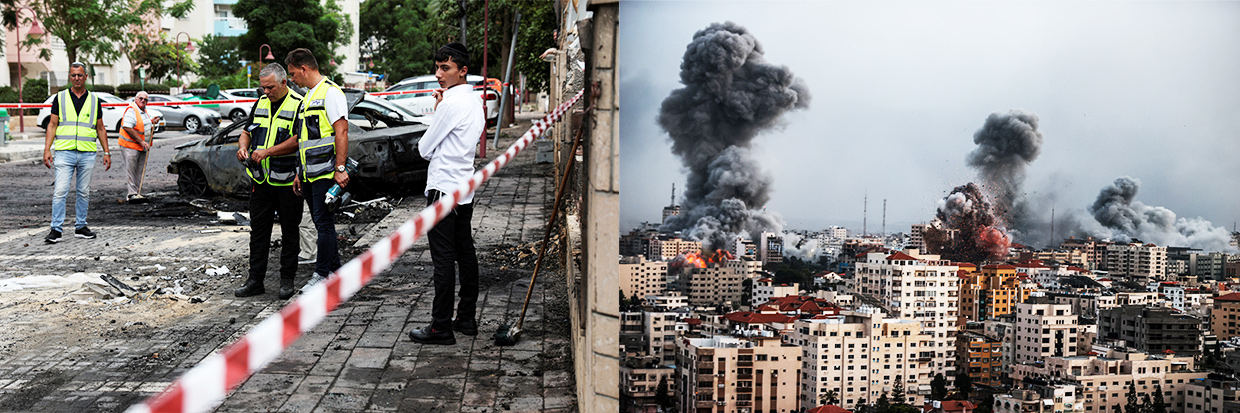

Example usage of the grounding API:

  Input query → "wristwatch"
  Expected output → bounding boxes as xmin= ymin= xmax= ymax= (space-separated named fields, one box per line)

xmin=336 ymin=165 xmax=346 ymax=172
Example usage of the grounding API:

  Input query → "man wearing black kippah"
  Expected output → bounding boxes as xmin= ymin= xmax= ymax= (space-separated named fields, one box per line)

xmin=409 ymin=43 xmax=485 ymax=345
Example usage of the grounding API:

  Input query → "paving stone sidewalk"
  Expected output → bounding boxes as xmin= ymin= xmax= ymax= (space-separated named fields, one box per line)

xmin=0 ymin=119 xmax=577 ymax=412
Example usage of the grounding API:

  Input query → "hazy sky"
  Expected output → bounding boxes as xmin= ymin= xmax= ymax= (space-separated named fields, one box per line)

xmin=619 ymin=1 xmax=1240 ymax=240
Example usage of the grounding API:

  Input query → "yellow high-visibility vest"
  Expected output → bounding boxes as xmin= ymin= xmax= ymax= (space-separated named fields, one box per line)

xmin=52 ymin=89 xmax=99 ymax=152
xmin=246 ymin=89 xmax=304 ymax=186
xmin=297 ymin=78 xmax=343 ymax=182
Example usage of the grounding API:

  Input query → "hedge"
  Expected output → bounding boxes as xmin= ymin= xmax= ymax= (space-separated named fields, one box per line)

xmin=117 ymin=83 xmax=171 ymax=96
xmin=89 ymin=84 xmax=116 ymax=95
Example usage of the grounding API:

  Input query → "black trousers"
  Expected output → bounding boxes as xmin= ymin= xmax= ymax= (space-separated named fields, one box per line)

xmin=426 ymin=190 xmax=479 ymax=331
xmin=249 ymin=183 xmax=302 ymax=281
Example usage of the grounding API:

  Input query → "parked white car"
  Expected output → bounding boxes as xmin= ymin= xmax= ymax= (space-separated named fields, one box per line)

xmin=36 ymin=92 xmax=165 ymax=133
xmin=382 ymin=74 xmax=499 ymax=126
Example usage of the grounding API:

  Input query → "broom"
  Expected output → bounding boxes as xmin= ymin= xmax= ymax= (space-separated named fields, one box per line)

xmin=127 ymin=133 xmax=154 ymax=204
xmin=494 ymin=126 xmax=583 ymax=346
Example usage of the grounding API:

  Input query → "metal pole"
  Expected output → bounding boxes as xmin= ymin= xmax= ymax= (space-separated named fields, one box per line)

xmin=492 ymin=10 xmax=520 ymax=149
xmin=479 ymin=0 xmax=488 ymax=158
xmin=458 ymin=0 xmax=468 ymax=46
xmin=17 ymin=29 xmax=23 ymax=133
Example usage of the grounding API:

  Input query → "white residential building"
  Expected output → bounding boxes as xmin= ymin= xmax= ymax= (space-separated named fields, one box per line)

xmin=1013 ymin=301 xmax=1087 ymax=364
xmin=849 ymin=249 xmax=960 ymax=387
xmin=752 ymin=278 xmax=800 ymax=308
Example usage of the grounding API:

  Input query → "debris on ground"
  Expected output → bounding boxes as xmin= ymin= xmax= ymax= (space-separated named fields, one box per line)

xmin=204 ymin=265 xmax=229 ymax=276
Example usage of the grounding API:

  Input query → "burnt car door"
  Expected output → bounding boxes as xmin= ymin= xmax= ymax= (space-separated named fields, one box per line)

xmin=203 ymin=123 xmax=252 ymax=195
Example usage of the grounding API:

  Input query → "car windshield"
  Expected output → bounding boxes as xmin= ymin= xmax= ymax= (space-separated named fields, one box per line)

xmin=367 ymin=97 xmax=419 ymax=119
xmin=97 ymin=93 xmax=125 ymax=104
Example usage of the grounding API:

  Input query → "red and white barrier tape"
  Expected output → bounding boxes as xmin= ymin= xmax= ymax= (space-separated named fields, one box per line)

xmin=124 ymin=88 xmax=584 ymax=413
xmin=0 ymin=83 xmax=514 ymax=109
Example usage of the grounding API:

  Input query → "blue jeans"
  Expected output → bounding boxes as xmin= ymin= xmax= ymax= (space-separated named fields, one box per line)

xmin=51 ymin=150 xmax=97 ymax=232
xmin=303 ymin=178 xmax=340 ymax=275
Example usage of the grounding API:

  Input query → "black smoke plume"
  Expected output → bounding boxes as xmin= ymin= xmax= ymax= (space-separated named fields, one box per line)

xmin=966 ymin=110 xmax=1043 ymax=232
xmin=658 ymin=21 xmax=810 ymax=249
xmin=1089 ymin=176 xmax=1235 ymax=251
xmin=926 ymin=183 xmax=1011 ymax=264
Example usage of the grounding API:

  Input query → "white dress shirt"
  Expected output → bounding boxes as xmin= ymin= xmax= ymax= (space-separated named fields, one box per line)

xmin=418 ymin=83 xmax=484 ymax=204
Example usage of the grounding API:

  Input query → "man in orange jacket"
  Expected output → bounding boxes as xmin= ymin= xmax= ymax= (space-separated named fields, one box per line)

xmin=118 ymin=91 xmax=161 ymax=200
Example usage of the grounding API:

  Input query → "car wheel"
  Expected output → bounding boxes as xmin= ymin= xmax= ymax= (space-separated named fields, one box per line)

xmin=230 ymin=109 xmax=247 ymax=123
xmin=184 ymin=116 xmax=201 ymax=132
xmin=177 ymin=163 xmax=210 ymax=197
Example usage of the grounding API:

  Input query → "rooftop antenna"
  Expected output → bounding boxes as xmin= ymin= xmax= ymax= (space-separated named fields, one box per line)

xmin=1050 ymin=207 xmax=1056 ymax=248
xmin=670 ymin=183 xmax=676 ymax=207
xmin=882 ymin=199 xmax=887 ymax=237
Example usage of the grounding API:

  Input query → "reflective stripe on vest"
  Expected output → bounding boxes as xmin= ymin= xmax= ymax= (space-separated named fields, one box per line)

xmin=246 ymin=89 xmax=304 ymax=186
xmin=118 ymin=103 xmax=148 ymax=151
xmin=297 ymin=79 xmax=341 ymax=183
xmin=52 ymin=90 xmax=99 ymax=152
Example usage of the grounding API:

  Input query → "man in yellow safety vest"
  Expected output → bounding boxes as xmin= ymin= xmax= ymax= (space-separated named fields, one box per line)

xmin=234 ymin=63 xmax=305 ymax=299
xmin=41 ymin=62 xmax=111 ymax=243
xmin=286 ymin=48 xmax=349 ymax=290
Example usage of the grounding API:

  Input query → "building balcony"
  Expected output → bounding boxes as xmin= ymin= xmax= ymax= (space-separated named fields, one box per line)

xmin=214 ymin=17 xmax=248 ymax=37
xmin=738 ymin=361 xmax=754 ymax=367
xmin=737 ymin=387 xmax=753 ymax=393
xmin=737 ymin=374 xmax=753 ymax=380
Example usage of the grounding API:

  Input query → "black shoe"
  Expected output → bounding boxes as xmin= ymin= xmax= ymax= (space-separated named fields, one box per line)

xmin=408 ymin=326 xmax=456 ymax=345
xmin=234 ymin=279 xmax=265 ymax=297
xmin=74 ymin=226 xmax=97 ymax=239
xmin=45 ymin=229 xmax=62 ymax=244
xmin=278 ymin=278 xmax=295 ymax=299
xmin=453 ymin=319 xmax=478 ymax=336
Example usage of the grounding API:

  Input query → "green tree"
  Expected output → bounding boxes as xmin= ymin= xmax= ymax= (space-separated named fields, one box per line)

xmin=819 ymin=389 xmax=840 ymax=406
xmin=2 ymin=0 xmax=191 ymax=64
xmin=1140 ymin=393 xmax=1153 ymax=413
xmin=427 ymin=0 xmax=556 ymax=92
xmin=359 ymin=0 xmax=434 ymax=82
xmin=21 ymin=78 xmax=48 ymax=116
xmin=1152 ymin=384 xmax=1167 ymax=413
xmin=233 ymin=0 xmax=350 ymax=78
xmin=654 ymin=375 xmax=672 ymax=409
xmin=975 ymin=392 xmax=995 ymax=413
xmin=875 ymin=391 xmax=891 ymax=413
xmin=196 ymin=34 xmax=243 ymax=79
xmin=891 ymin=381 xmax=906 ymax=405
xmin=931 ymin=373 xmax=949 ymax=400
xmin=955 ymin=371 xmax=974 ymax=398
xmin=1124 ymin=380 xmax=1139 ymax=413
xmin=128 ymin=34 xmax=197 ymax=84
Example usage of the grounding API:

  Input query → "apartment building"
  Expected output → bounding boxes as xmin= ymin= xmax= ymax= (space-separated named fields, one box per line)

xmin=621 ymin=256 xmax=669 ymax=300
xmin=787 ymin=307 xmax=932 ymax=409
xmin=1184 ymin=376 xmax=1240 ymax=413
xmin=681 ymin=260 xmax=764 ymax=308
xmin=622 ymin=356 xmax=676 ymax=413
xmin=957 ymin=331 xmax=1003 ymax=387
xmin=1104 ymin=242 xmax=1167 ymax=282
xmin=753 ymin=279 xmax=800 ymax=308
xmin=993 ymin=385 xmax=1082 ymax=413
xmin=1061 ymin=237 xmax=1111 ymax=271
xmin=1211 ymin=292 xmax=1240 ymax=341
xmin=959 ymin=264 xmax=1035 ymax=323
xmin=761 ymin=232 xmax=785 ymax=266
xmin=676 ymin=335 xmax=802 ymax=413
xmin=1099 ymin=305 xmax=1206 ymax=357
xmin=850 ymin=249 xmax=960 ymax=387
xmin=649 ymin=237 xmax=704 ymax=261
xmin=1013 ymin=301 xmax=1088 ymax=364
xmin=1009 ymin=348 xmax=1206 ymax=413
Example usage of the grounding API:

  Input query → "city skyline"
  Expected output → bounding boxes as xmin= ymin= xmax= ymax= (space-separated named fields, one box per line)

xmin=620 ymin=1 xmax=1240 ymax=249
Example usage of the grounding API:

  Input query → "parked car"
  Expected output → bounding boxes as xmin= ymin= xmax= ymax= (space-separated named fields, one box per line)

xmin=224 ymin=88 xmax=262 ymax=99
xmin=129 ymin=94 xmax=221 ymax=133
xmin=349 ymin=93 xmax=430 ymax=130
xmin=174 ymin=90 xmax=255 ymax=123
xmin=36 ymin=92 xmax=165 ymax=133
xmin=167 ymin=89 xmax=431 ymax=197
xmin=382 ymin=74 xmax=499 ymax=126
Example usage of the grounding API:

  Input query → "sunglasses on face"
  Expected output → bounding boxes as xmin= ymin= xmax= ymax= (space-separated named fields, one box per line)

xmin=136 ymin=98 xmax=148 ymax=101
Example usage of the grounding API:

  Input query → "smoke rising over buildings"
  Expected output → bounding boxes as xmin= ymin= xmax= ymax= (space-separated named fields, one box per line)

xmin=658 ymin=21 xmax=811 ymax=249
xmin=928 ymin=183 xmax=1011 ymax=263
xmin=966 ymin=110 xmax=1043 ymax=229
xmin=1089 ymin=176 xmax=1236 ymax=252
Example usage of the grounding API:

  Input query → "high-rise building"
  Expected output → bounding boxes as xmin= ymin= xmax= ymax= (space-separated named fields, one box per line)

xmin=681 ymin=260 xmax=764 ymax=308
xmin=850 ymin=249 xmax=960 ymax=387
xmin=1098 ymin=305 xmax=1206 ymax=357
xmin=1184 ymin=376 xmax=1240 ymax=413
xmin=752 ymin=279 xmax=800 ymax=308
xmin=1103 ymin=242 xmax=1167 ymax=282
xmin=788 ymin=307 xmax=932 ymax=410
xmin=1061 ymin=237 xmax=1111 ymax=271
xmin=675 ymin=335 xmax=802 ymax=413
xmin=1012 ymin=301 xmax=1087 ymax=364
xmin=620 ymin=256 xmax=669 ymax=300
xmin=956 ymin=331 xmax=1003 ymax=387
xmin=760 ymin=232 xmax=785 ymax=266
xmin=959 ymin=264 xmax=1036 ymax=323
xmin=622 ymin=356 xmax=676 ymax=413
xmin=649 ymin=237 xmax=703 ymax=261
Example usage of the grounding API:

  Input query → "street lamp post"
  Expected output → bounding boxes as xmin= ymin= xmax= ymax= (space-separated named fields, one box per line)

xmin=259 ymin=44 xmax=274 ymax=61
xmin=174 ymin=32 xmax=194 ymax=92
xmin=14 ymin=6 xmax=44 ymax=133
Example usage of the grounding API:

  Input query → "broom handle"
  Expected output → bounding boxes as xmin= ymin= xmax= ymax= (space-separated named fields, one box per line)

xmin=515 ymin=127 xmax=584 ymax=330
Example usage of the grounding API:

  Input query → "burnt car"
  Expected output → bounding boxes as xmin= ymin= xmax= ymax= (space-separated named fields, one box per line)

xmin=167 ymin=89 xmax=431 ymax=198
